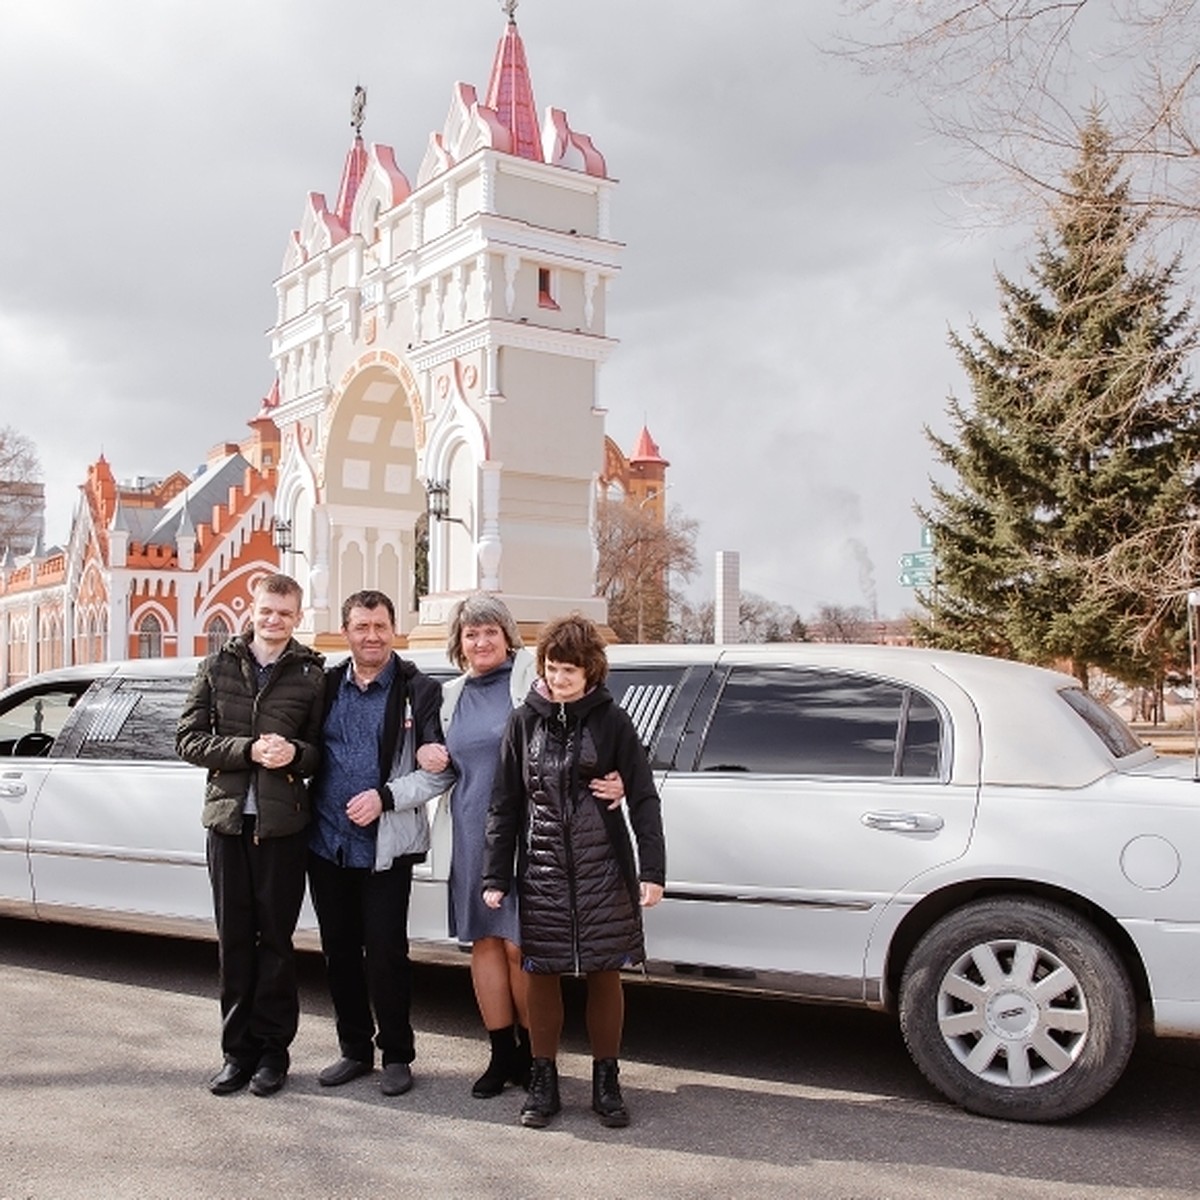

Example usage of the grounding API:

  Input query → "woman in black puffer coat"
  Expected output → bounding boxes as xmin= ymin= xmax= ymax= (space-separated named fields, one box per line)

xmin=482 ymin=614 xmax=665 ymax=1130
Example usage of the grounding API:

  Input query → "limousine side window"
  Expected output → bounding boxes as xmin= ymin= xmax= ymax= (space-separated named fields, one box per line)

xmin=695 ymin=666 xmax=944 ymax=777
xmin=55 ymin=678 xmax=196 ymax=762
xmin=607 ymin=667 xmax=687 ymax=761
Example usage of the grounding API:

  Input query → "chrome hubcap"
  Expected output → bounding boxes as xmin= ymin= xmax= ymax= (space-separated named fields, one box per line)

xmin=936 ymin=938 xmax=1089 ymax=1088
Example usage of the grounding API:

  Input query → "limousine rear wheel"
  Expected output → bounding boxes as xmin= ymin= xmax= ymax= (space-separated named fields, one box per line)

xmin=899 ymin=897 xmax=1136 ymax=1121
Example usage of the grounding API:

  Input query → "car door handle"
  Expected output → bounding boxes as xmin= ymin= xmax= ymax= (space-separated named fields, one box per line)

xmin=861 ymin=810 xmax=944 ymax=833
xmin=0 ymin=778 xmax=28 ymax=798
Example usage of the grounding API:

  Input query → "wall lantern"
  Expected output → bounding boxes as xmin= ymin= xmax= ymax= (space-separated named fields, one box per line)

xmin=272 ymin=518 xmax=304 ymax=557
xmin=425 ymin=480 xmax=467 ymax=526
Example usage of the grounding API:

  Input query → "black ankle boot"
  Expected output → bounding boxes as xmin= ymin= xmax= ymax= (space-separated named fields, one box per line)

xmin=472 ymin=1028 xmax=516 ymax=1099
xmin=592 ymin=1057 xmax=629 ymax=1127
xmin=520 ymin=1057 xmax=561 ymax=1128
xmin=510 ymin=1024 xmax=532 ymax=1089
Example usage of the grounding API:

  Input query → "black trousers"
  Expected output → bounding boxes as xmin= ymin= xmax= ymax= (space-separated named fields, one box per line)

xmin=307 ymin=851 xmax=416 ymax=1066
xmin=206 ymin=821 xmax=308 ymax=1072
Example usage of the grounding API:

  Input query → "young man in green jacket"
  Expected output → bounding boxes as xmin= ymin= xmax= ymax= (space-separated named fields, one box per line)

xmin=176 ymin=573 xmax=325 ymax=1098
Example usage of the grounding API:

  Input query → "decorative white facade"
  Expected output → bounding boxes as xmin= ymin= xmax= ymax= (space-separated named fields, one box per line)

xmin=269 ymin=14 xmax=620 ymax=644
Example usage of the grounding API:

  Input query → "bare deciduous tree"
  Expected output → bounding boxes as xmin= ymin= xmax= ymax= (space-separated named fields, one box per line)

xmin=674 ymin=593 xmax=809 ymax=644
xmin=0 ymin=426 xmax=43 ymax=555
xmin=836 ymin=1 xmax=1200 ymax=231
xmin=594 ymin=502 xmax=699 ymax=643
xmin=813 ymin=603 xmax=876 ymax=643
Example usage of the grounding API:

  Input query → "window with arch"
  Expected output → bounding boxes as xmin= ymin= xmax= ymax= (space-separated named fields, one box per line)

xmin=205 ymin=614 xmax=232 ymax=655
xmin=92 ymin=613 xmax=106 ymax=664
xmin=136 ymin=612 xmax=163 ymax=659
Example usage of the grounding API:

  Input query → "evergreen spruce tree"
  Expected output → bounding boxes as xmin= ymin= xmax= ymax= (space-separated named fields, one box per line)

xmin=917 ymin=116 xmax=1200 ymax=687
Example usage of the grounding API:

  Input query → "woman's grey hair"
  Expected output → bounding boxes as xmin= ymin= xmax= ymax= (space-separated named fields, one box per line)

xmin=446 ymin=592 xmax=523 ymax=670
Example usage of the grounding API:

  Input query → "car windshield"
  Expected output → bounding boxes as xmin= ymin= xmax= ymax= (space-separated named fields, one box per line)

xmin=1059 ymin=687 xmax=1145 ymax=758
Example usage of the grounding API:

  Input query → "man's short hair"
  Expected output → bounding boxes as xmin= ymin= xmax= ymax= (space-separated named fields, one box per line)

xmin=536 ymin=613 xmax=608 ymax=688
xmin=253 ymin=573 xmax=303 ymax=607
xmin=341 ymin=589 xmax=396 ymax=628
xmin=446 ymin=592 xmax=523 ymax=671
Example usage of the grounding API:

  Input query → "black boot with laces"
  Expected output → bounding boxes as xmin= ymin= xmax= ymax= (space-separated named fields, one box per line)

xmin=592 ymin=1057 xmax=629 ymax=1127
xmin=520 ymin=1057 xmax=561 ymax=1128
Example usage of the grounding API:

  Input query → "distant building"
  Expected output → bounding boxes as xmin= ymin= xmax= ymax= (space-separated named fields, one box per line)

xmin=0 ymin=9 xmax=652 ymax=680
xmin=0 ymin=416 xmax=279 ymax=687
xmin=599 ymin=427 xmax=669 ymax=518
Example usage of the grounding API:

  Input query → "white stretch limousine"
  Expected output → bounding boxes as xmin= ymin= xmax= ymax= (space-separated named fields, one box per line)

xmin=2 ymin=643 xmax=1199 ymax=1123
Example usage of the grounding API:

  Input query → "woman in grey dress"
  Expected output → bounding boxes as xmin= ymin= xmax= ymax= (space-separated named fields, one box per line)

xmin=421 ymin=594 xmax=626 ymax=1098
xmin=420 ymin=590 xmax=628 ymax=1099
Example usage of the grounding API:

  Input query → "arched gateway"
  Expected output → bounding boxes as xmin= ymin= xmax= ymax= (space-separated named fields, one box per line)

xmin=269 ymin=11 xmax=618 ymax=646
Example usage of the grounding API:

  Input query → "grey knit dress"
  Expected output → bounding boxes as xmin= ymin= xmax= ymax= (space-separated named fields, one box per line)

xmin=445 ymin=660 xmax=520 ymax=943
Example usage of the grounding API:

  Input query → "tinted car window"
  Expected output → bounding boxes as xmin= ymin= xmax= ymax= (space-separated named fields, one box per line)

xmin=57 ymin=678 xmax=196 ymax=762
xmin=696 ymin=666 xmax=943 ymax=777
xmin=607 ymin=666 xmax=686 ymax=754
xmin=899 ymin=690 xmax=942 ymax=777
xmin=1059 ymin=687 xmax=1145 ymax=758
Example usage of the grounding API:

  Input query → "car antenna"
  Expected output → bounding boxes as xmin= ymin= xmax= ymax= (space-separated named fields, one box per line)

xmin=1189 ymin=590 xmax=1200 ymax=782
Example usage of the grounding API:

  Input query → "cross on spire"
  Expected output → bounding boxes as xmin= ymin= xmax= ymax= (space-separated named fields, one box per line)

xmin=500 ymin=0 xmax=518 ymax=23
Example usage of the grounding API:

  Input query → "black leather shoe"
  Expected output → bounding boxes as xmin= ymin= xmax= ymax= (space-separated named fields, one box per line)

xmin=380 ymin=1062 xmax=413 ymax=1096
xmin=592 ymin=1057 xmax=630 ymax=1127
xmin=249 ymin=1064 xmax=287 ymax=1097
xmin=209 ymin=1061 xmax=253 ymax=1096
xmin=318 ymin=1056 xmax=373 ymax=1087
xmin=520 ymin=1058 xmax=561 ymax=1128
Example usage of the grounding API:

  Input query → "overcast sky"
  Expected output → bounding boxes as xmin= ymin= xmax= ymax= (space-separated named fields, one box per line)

xmin=0 ymin=0 xmax=1018 ymax=619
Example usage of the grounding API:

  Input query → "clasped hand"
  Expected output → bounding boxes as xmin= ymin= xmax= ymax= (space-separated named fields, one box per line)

xmin=250 ymin=732 xmax=295 ymax=771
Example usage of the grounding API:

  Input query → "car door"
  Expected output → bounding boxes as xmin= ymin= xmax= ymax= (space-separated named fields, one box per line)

xmin=645 ymin=662 xmax=980 ymax=1000
xmin=26 ymin=674 xmax=215 ymax=932
xmin=0 ymin=680 xmax=91 ymax=914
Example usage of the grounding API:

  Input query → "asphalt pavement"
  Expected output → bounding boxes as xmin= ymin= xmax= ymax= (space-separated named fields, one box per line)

xmin=3 ymin=919 xmax=1200 ymax=1199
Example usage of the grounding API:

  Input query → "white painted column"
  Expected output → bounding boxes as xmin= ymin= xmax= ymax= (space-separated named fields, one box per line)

xmin=714 ymin=550 xmax=740 ymax=645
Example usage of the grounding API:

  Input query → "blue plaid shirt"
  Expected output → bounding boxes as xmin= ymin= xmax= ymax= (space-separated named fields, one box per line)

xmin=310 ymin=655 xmax=396 ymax=869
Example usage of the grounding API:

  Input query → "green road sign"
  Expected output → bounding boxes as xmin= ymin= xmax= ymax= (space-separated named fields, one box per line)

xmin=899 ymin=568 xmax=934 ymax=588
xmin=899 ymin=551 xmax=935 ymax=570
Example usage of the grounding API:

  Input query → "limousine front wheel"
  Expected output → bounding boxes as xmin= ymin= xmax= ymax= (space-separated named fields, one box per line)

xmin=899 ymin=897 xmax=1136 ymax=1122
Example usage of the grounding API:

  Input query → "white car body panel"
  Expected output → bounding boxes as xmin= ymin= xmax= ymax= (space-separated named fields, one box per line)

xmin=6 ymin=641 xmax=1200 ymax=1119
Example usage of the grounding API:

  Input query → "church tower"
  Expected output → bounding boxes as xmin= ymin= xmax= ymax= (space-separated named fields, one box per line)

xmin=269 ymin=4 xmax=620 ymax=644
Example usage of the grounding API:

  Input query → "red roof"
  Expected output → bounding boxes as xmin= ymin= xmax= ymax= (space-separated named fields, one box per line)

xmin=484 ymin=15 xmax=542 ymax=163
xmin=334 ymin=135 xmax=369 ymax=225
xmin=630 ymin=425 xmax=669 ymax=466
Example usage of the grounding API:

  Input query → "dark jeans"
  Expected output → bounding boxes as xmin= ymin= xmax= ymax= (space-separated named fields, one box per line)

xmin=206 ymin=821 xmax=308 ymax=1072
xmin=307 ymin=851 xmax=416 ymax=1066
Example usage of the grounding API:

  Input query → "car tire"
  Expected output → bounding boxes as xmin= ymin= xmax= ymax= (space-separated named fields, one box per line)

xmin=899 ymin=896 xmax=1136 ymax=1122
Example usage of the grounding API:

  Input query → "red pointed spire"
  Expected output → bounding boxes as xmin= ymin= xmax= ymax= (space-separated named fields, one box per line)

xmin=334 ymin=85 xmax=370 ymax=225
xmin=334 ymin=135 xmax=369 ymax=226
xmin=630 ymin=426 xmax=669 ymax=466
xmin=484 ymin=9 xmax=542 ymax=163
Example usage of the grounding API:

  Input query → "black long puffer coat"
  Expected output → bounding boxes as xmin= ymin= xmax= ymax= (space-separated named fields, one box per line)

xmin=482 ymin=684 xmax=666 ymax=975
